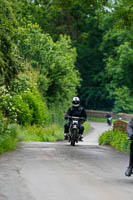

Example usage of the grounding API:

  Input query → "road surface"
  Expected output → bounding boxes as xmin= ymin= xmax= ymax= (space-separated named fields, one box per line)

xmin=0 ymin=122 xmax=132 ymax=200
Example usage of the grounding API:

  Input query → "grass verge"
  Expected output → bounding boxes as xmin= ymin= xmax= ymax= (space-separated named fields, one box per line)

xmin=84 ymin=121 xmax=91 ymax=134
xmin=87 ymin=117 xmax=107 ymax=122
xmin=0 ymin=120 xmax=91 ymax=154
xmin=87 ymin=117 xmax=116 ymax=123
xmin=17 ymin=124 xmax=64 ymax=142
xmin=18 ymin=121 xmax=91 ymax=142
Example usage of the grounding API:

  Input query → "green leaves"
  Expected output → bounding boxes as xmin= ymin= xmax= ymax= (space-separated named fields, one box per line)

xmin=113 ymin=86 xmax=133 ymax=113
xmin=99 ymin=129 xmax=130 ymax=153
xmin=0 ymin=0 xmax=23 ymax=86
xmin=1 ymin=0 xmax=133 ymax=114
xmin=113 ymin=0 xmax=133 ymax=29
xmin=0 ymin=88 xmax=49 ymax=125
xmin=17 ymin=24 xmax=80 ymax=106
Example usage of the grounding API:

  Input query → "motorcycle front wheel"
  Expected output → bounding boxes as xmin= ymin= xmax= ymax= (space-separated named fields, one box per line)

xmin=71 ymin=129 xmax=77 ymax=146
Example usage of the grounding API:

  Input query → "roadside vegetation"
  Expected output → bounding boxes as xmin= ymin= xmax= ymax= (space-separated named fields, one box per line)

xmin=0 ymin=0 xmax=81 ymax=153
xmin=99 ymin=120 xmax=130 ymax=153
xmin=1 ymin=0 xmax=133 ymax=154
xmin=84 ymin=122 xmax=91 ymax=135
xmin=17 ymin=121 xmax=90 ymax=142
xmin=99 ymin=129 xmax=130 ymax=153
xmin=0 ymin=113 xmax=18 ymax=154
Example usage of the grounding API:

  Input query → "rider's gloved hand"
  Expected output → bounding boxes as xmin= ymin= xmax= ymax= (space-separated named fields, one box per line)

xmin=127 ymin=135 xmax=133 ymax=140
xmin=65 ymin=116 xmax=68 ymax=120
xmin=81 ymin=118 xmax=86 ymax=124
xmin=64 ymin=114 xmax=68 ymax=120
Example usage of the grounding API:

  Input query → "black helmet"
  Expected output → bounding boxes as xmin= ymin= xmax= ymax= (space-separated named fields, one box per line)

xmin=72 ymin=97 xmax=80 ymax=107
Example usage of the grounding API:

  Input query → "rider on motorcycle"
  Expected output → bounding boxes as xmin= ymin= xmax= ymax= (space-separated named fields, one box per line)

xmin=125 ymin=118 xmax=133 ymax=176
xmin=64 ymin=97 xmax=87 ymax=141
xmin=106 ymin=112 xmax=112 ymax=126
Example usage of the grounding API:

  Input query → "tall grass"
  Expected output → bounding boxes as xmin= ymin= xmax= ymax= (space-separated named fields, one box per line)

xmin=17 ymin=121 xmax=90 ymax=142
xmin=0 ymin=123 xmax=19 ymax=154
xmin=48 ymin=106 xmax=65 ymax=126
xmin=17 ymin=124 xmax=64 ymax=142
xmin=0 ymin=107 xmax=91 ymax=154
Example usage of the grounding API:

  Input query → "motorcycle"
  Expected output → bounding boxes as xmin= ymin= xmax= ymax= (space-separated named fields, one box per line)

xmin=125 ymin=138 xmax=133 ymax=176
xmin=68 ymin=116 xmax=84 ymax=146
xmin=107 ymin=117 xmax=112 ymax=126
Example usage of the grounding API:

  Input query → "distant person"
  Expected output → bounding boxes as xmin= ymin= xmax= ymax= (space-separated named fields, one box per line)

xmin=125 ymin=118 xmax=133 ymax=177
xmin=106 ymin=112 xmax=112 ymax=126
xmin=64 ymin=97 xmax=87 ymax=141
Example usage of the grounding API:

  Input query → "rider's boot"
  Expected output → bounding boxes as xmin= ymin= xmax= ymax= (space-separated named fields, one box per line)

xmin=64 ymin=133 xmax=69 ymax=140
xmin=79 ymin=134 xmax=83 ymax=141
xmin=125 ymin=166 xmax=133 ymax=177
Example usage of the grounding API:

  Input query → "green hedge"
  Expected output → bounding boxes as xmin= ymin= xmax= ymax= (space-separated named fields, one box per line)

xmin=0 ymin=120 xmax=18 ymax=154
xmin=1 ymin=89 xmax=50 ymax=125
xmin=99 ymin=129 xmax=130 ymax=153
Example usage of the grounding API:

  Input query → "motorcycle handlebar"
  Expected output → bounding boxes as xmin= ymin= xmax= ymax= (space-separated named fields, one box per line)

xmin=67 ymin=116 xmax=86 ymax=120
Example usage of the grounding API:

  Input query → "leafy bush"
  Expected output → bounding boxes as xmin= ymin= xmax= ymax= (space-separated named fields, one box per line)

xmin=0 ymin=88 xmax=50 ymax=125
xmin=9 ymin=72 xmax=32 ymax=94
xmin=17 ymin=24 xmax=80 ymax=106
xmin=99 ymin=129 xmax=130 ymax=152
xmin=1 ymin=93 xmax=33 ymax=124
xmin=21 ymin=90 xmax=50 ymax=125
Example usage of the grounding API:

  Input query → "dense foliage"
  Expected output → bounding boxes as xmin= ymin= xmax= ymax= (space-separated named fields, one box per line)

xmin=99 ymin=129 xmax=130 ymax=153
xmin=0 ymin=0 xmax=82 ymax=153
xmin=16 ymin=24 xmax=80 ymax=106
xmin=17 ymin=121 xmax=90 ymax=142
xmin=8 ymin=0 xmax=133 ymax=112
xmin=0 ymin=0 xmax=80 ymax=120
xmin=1 ymin=0 xmax=133 ymax=113
xmin=1 ymin=0 xmax=133 ymax=152
xmin=0 ymin=0 xmax=23 ymax=86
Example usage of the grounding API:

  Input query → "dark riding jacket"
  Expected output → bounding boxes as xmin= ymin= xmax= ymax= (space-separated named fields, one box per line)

xmin=64 ymin=106 xmax=87 ymax=134
xmin=65 ymin=106 xmax=87 ymax=122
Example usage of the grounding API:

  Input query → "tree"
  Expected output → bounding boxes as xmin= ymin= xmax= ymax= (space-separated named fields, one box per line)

xmin=113 ymin=86 xmax=133 ymax=113
xmin=10 ymin=0 xmax=114 ymax=110
xmin=10 ymin=0 xmax=133 ymax=112
xmin=99 ymin=0 xmax=133 ymax=112
xmin=0 ymin=0 xmax=23 ymax=86
xmin=16 ymin=24 xmax=80 ymax=107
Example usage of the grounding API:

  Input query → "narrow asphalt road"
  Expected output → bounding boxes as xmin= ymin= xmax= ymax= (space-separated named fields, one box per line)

xmin=0 ymin=122 xmax=132 ymax=200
